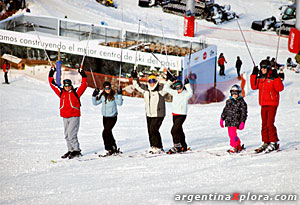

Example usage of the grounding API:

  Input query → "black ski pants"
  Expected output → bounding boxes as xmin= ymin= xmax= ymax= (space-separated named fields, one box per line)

xmin=171 ymin=115 xmax=187 ymax=149
xmin=4 ymin=72 xmax=9 ymax=84
xmin=102 ymin=116 xmax=117 ymax=151
xmin=219 ymin=65 xmax=225 ymax=76
xmin=236 ymin=66 xmax=241 ymax=77
xmin=146 ymin=116 xmax=164 ymax=149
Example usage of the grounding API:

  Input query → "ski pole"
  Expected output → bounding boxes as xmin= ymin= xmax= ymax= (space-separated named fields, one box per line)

xmin=31 ymin=23 xmax=52 ymax=67
xmin=236 ymin=18 xmax=259 ymax=85
xmin=80 ymin=24 xmax=94 ymax=72
xmin=83 ymin=24 xmax=97 ymax=88
xmin=186 ymin=41 xmax=193 ymax=81
xmin=275 ymin=20 xmax=283 ymax=70
xmin=160 ymin=19 xmax=169 ymax=65
xmin=151 ymin=52 xmax=176 ymax=79
xmin=134 ymin=19 xmax=141 ymax=71
xmin=118 ymin=33 xmax=123 ymax=87
xmin=236 ymin=19 xmax=256 ymax=66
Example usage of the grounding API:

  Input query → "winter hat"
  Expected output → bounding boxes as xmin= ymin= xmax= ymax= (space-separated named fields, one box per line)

xmin=148 ymin=75 xmax=157 ymax=83
xmin=63 ymin=79 xmax=72 ymax=87
xmin=260 ymin=60 xmax=271 ymax=71
xmin=103 ymin=81 xmax=111 ymax=88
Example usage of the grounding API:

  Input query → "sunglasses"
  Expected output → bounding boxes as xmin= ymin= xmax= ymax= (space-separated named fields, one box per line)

xmin=104 ymin=87 xmax=111 ymax=90
xmin=148 ymin=79 xmax=157 ymax=84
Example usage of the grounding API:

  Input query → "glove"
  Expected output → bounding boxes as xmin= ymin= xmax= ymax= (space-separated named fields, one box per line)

xmin=92 ymin=88 xmax=100 ymax=97
xmin=117 ymin=86 xmax=122 ymax=94
xmin=49 ymin=67 xmax=56 ymax=77
xmin=79 ymin=69 xmax=87 ymax=77
xmin=279 ymin=72 xmax=285 ymax=81
xmin=272 ymin=69 xmax=278 ymax=78
xmin=239 ymin=122 xmax=245 ymax=130
xmin=220 ymin=118 xmax=224 ymax=128
xmin=166 ymin=70 xmax=176 ymax=82
xmin=252 ymin=66 xmax=259 ymax=75
xmin=131 ymin=69 xmax=138 ymax=80
xmin=184 ymin=78 xmax=189 ymax=85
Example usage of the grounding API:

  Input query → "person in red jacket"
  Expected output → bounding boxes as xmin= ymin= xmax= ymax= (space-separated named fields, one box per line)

xmin=2 ymin=60 xmax=10 ymax=84
xmin=250 ymin=59 xmax=284 ymax=153
xmin=49 ymin=66 xmax=88 ymax=159
xmin=218 ymin=53 xmax=227 ymax=76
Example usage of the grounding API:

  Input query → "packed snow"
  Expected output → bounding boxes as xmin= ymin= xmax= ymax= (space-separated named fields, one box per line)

xmin=1 ymin=0 xmax=300 ymax=204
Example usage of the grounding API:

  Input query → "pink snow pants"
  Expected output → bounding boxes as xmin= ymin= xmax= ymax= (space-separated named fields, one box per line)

xmin=228 ymin=127 xmax=241 ymax=147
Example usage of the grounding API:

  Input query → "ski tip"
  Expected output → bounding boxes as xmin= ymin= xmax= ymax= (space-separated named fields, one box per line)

xmin=50 ymin=160 xmax=57 ymax=163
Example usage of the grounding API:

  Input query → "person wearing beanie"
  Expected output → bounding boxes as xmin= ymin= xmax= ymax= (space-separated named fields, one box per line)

xmin=48 ymin=66 xmax=88 ymax=159
xmin=250 ymin=59 xmax=284 ymax=153
xmin=131 ymin=70 xmax=167 ymax=154
xmin=164 ymin=76 xmax=193 ymax=154
xmin=92 ymin=81 xmax=123 ymax=157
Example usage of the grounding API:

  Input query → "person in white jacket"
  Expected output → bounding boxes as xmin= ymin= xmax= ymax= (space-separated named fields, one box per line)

xmin=131 ymin=70 xmax=167 ymax=154
xmin=164 ymin=76 xmax=193 ymax=154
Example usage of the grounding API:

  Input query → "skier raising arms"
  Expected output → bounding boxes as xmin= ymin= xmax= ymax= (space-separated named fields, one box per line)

xmin=220 ymin=84 xmax=248 ymax=153
xmin=92 ymin=81 xmax=123 ymax=157
xmin=48 ymin=66 xmax=87 ymax=159
xmin=164 ymin=72 xmax=193 ymax=154
xmin=131 ymin=69 xmax=167 ymax=154
xmin=250 ymin=60 xmax=284 ymax=153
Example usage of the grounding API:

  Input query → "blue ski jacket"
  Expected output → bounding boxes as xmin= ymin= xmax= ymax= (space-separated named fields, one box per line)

xmin=92 ymin=94 xmax=123 ymax=117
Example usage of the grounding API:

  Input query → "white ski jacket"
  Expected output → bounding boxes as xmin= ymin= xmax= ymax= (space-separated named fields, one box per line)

xmin=164 ymin=80 xmax=193 ymax=115
xmin=133 ymin=79 xmax=167 ymax=117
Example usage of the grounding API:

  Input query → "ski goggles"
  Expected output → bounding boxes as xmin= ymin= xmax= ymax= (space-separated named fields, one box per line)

xmin=104 ymin=86 xmax=111 ymax=90
xmin=63 ymin=79 xmax=72 ymax=87
xmin=148 ymin=79 xmax=157 ymax=84
xmin=260 ymin=65 xmax=271 ymax=69
xmin=230 ymin=91 xmax=239 ymax=95
xmin=175 ymin=85 xmax=183 ymax=90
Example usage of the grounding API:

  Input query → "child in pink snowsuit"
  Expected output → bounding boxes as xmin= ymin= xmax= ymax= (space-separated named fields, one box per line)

xmin=220 ymin=85 xmax=248 ymax=153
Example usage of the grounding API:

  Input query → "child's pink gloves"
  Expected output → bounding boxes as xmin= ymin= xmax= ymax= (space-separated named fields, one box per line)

xmin=220 ymin=119 xmax=224 ymax=128
xmin=239 ymin=122 xmax=245 ymax=130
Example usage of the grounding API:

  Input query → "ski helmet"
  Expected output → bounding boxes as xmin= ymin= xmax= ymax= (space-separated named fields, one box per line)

xmin=230 ymin=84 xmax=242 ymax=96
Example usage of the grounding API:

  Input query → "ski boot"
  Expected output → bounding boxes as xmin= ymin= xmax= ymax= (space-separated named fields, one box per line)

xmin=148 ymin=146 xmax=164 ymax=154
xmin=61 ymin=151 xmax=71 ymax=159
xmin=167 ymin=143 xmax=183 ymax=154
xmin=68 ymin=150 xmax=82 ymax=159
xmin=227 ymin=144 xmax=244 ymax=153
xmin=264 ymin=142 xmax=279 ymax=153
xmin=255 ymin=142 xmax=269 ymax=153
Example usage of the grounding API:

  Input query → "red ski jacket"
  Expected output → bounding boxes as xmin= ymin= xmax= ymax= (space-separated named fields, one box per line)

xmin=218 ymin=57 xmax=226 ymax=66
xmin=2 ymin=63 xmax=10 ymax=72
xmin=49 ymin=76 xmax=87 ymax=118
xmin=250 ymin=72 xmax=284 ymax=106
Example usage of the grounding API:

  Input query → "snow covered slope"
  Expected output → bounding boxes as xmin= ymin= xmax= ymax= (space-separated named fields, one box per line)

xmin=1 ymin=0 xmax=300 ymax=204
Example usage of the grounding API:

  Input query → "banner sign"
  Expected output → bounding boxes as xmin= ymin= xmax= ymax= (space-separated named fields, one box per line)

xmin=288 ymin=27 xmax=300 ymax=54
xmin=0 ymin=30 xmax=181 ymax=70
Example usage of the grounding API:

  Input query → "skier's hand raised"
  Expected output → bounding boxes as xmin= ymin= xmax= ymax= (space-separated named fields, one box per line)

xmin=131 ymin=70 xmax=138 ymax=80
xmin=92 ymin=88 xmax=100 ymax=97
xmin=252 ymin=66 xmax=259 ymax=75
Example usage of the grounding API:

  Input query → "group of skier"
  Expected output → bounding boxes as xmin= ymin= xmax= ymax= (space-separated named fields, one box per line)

xmin=47 ymin=57 xmax=284 ymax=159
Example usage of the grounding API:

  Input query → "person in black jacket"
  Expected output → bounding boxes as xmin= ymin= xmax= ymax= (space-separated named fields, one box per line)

xmin=235 ymin=56 xmax=242 ymax=78
xmin=220 ymin=84 xmax=248 ymax=153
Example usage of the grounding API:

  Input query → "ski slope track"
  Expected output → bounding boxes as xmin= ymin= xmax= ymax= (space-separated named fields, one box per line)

xmin=1 ymin=0 xmax=300 ymax=204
